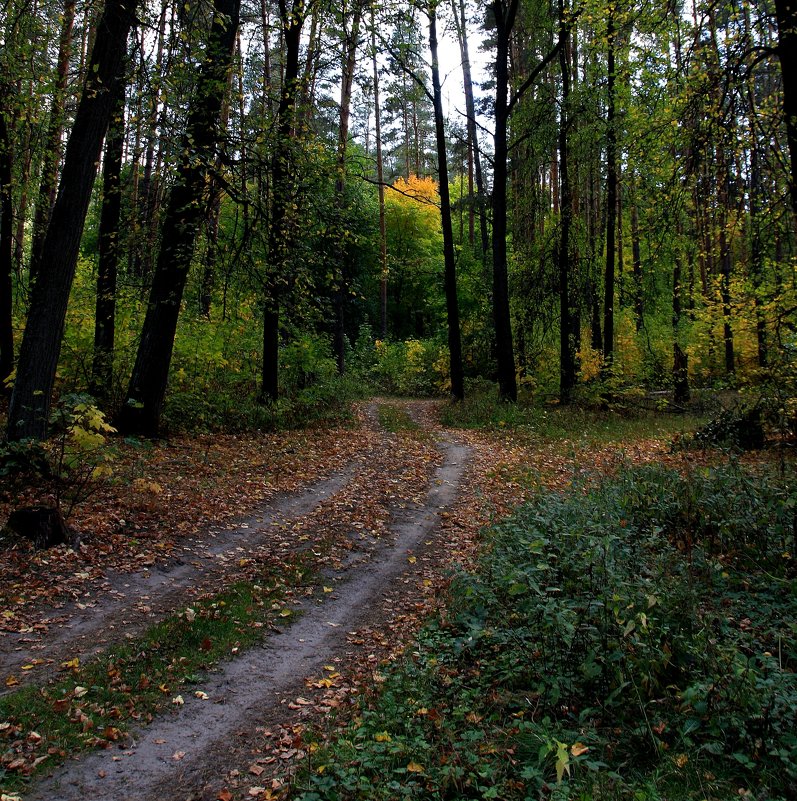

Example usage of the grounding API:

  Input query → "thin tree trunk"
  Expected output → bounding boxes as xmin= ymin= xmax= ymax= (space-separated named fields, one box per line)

xmin=774 ymin=0 xmax=797 ymax=223
xmin=673 ymin=254 xmax=690 ymax=405
xmin=115 ymin=0 xmax=241 ymax=436
xmin=429 ymin=4 xmax=464 ymax=401
xmin=490 ymin=0 xmax=518 ymax=402
xmin=631 ymin=194 xmax=643 ymax=332
xmin=603 ymin=8 xmax=617 ymax=367
xmin=29 ymin=0 xmax=77 ymax=282
xmin=91 ymin=73 xmax=126 ymax=402
xmin=333 ymin=0 xmax=363 ymax=374
xmin=558 ymin=0 xmax=576 ymax=402
xmin=371 ymin=7 xmax=388 ymax=339
xmin=260 ymin=0 xmax=305 ymax=403
xmin=452 ymin=0 xmax=488 ymax=261
xmin=0 ymin=107 xmax=14 ymax=391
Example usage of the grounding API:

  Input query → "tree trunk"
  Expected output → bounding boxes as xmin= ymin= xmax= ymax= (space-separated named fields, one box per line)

xmin=558 ymin=0 xmax=576 ymax=402
xmin=333 ymin=0 xmax=363 ymax=375
xmin=260 ymin=0 xmax=305 ymax=403
xmin=115 ymin=0 xmax=241 ymax=436
xmin=673 ymin=254 xmax=690 ymax=405
xmin=371 ymin=8 xmax=388 ymax=339
xmin=0 ymin=107 xmax=13 ymax=392
xmin=602 ymin=8 xmax=617 ymax=367
xmin=429 ymin=4 xmax=464 ymax=401
xmin=7 ymin=0 xmax=138 ymax=442
xmin=452 ymin=0 xmax=489 ymax=262
xmin=28 ymin=0 xmax=77 ymax=283
xmin=91 ymin=73 xmax=126 ymax=402
xmin=490 ymin=0 xmax=518 ymax=402
xmin=774 ymin=0 xmax=797 ymax=222
xmin=630 ymin=190 xmax=643 ymax=332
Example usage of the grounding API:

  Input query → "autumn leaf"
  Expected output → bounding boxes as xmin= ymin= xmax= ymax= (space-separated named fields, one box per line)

xmin=374 ymin=731 xmax=392 ymax=742
xmin=406 ymin=761 xmax=424 ymax=773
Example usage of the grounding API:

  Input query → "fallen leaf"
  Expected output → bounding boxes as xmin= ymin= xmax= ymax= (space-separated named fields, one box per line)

xmin=172 ymin=751 xmax=186 ymax=761
xmin=172 ymin=695 xmax=184 ymax=706
xmin=73 ymin=686 xmax=88 ymax=698
xmin=218 ymin=790 xmax=233 ymax=801
xmin=249 ymin=764 xmax=265 ymax=776
xmin=406 ymin=761 xmax=424 ymax=773
xmin=570 ymin=742 xmax=589 ymax=757
xmin=194 ymin=691 xmax=209 ymax=700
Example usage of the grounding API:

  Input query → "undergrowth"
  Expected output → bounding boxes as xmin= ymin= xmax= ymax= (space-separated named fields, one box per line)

xmin=293 ymin=462 xmax=797 ymax=800
xmin=440 ymin=390 xmax=706 ymax=444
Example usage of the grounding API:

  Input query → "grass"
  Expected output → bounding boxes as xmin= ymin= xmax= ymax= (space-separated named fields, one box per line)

xmin=377 ymin=404 xmax=421 ymax=434
xmin=290 ymin=461 xmax=797 ymax=801
xmin=439 ymin=386 xmax=707 ymax=444
xmin=0 ymin=559 xmax=312 ymax=793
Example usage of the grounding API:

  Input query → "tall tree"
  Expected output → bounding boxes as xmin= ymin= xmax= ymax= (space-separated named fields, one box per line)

xmin=260 ymin=0 xmax=308 ymax=403
xmin=333 ymin=0 xmax=364 ymax=374
xmin=428 ymin=0 xmax=464 ymax=400
xmin=558 ymin=0 xmax=576 ymax=402
xmin=774 ymin=0 xmax=797 ymax=222
xmin=115 ymin=0 xmax=241 ymax=435
xmin=6 ymin=0 xmax=138 ymax=441
xmin=488 ymin=0 xmax=562 ymax=402
xmin=451 ymin=0 xmax=489 ymax=261
xmin=28 ymin=0 xmax=77 ymax=282
xmin=602 ymin=5 xmax=617 ymax=367
xmin=92 ymin=72 xmax=127 ymax=401
xmin=0 ymin=105 xmax=13 ymax=392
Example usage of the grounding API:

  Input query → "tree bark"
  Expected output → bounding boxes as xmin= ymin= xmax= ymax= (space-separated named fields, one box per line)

xmin=260 ymin=0 xmax=305 ymax=403
xmin=115 ymin=0 xmax=241 ymax=436
xmin=558 ymin=0 xmax=576 ymax=402
xmin=602 ymin=8 xmax=617 ymax=367
xmin=91 ymin=73 xmax=126 ymax=402
xmin=29 ymin=0 xmax=77 ymax=283
xmin=429 ymin=4 xmax=464 ymax=401
xmin=489 ymin=0 xmax=519 ymax=402
xmin=0 ymin=106 xmax=13 ymax=392
xmin=333 ymin=0 xmax=363 ymax=375
xmin=774 ymin=0 xmax=797 ymax=222
xmin=372 ymin=8 xmax=388 ymax=339
xmin=452 ymin=0 xmax=489 ymax=262
xmin=7 ymin=0 xmax=138 ymax=441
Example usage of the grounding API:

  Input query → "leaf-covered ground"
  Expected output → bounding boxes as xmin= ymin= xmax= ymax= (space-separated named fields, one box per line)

xmin=0 ymin=400 xmax=738 ymax=799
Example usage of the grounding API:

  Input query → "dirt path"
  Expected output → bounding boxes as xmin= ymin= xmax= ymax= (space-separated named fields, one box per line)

xmin=7 ymin=401 xmax=473 ymax=800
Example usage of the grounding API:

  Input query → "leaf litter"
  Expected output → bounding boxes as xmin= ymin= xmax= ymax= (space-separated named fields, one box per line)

xmin=0 ymin=400 xmax=719 ymax=799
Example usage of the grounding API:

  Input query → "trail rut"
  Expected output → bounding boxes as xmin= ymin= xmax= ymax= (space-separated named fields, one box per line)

xmin=9 ymin=402 xmax=471 ymax=801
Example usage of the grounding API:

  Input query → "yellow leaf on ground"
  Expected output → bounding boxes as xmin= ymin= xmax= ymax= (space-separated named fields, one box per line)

xmin=406 ymin=762 xmax=424 ymax=773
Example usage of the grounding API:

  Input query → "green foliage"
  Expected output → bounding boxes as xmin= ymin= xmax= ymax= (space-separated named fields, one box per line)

xmin=440 ymin=381 xmax=706 ymax=443
xmin=370 ymin=338 xmax=448 ymax=397
xmin=294 ymin=463 xmax=797 ymax=800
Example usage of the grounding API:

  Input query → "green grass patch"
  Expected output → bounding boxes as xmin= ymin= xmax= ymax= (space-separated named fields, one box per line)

xmin=440 ymin=389 xmax=706 ymax=445
xmin=377 ymin=404 xmax=420 ymax=434
xmin=292 ymin=462 xmax=797 ymax=800
xmin=0 ymin=560 xmax=310 ymax=792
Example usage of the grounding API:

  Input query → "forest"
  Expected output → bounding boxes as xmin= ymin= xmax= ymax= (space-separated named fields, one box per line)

xmin=1 ymin=0 xmax=797 ymax=798
xmin=0 ymin=0 xmax=794 ymax=434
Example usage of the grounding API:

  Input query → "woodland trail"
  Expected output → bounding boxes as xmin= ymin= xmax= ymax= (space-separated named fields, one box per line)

xmin=6 ymin=400 xmax=475 ymax=800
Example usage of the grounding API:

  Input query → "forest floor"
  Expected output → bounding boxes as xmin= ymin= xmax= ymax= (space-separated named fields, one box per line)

xmin=0 ymin=399 xmax=709 ymax=801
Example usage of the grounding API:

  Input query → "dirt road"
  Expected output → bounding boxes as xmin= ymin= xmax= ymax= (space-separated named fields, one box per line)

xmin=5 ymin=401 xmax=474 ymax=801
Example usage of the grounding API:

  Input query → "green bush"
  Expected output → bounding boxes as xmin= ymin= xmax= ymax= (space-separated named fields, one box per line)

xmin=295 ymin=463 xmax=797 ymax=800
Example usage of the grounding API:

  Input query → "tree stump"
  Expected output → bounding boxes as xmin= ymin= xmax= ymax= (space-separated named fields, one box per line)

xmin=3 ymin=506 xmax=71 ymax=549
